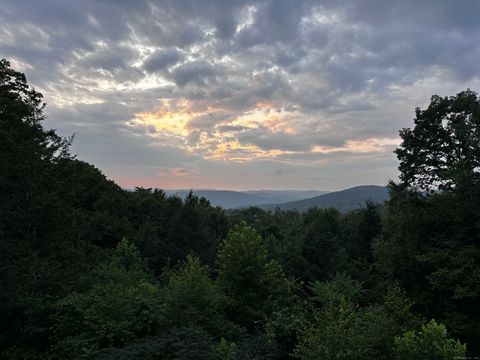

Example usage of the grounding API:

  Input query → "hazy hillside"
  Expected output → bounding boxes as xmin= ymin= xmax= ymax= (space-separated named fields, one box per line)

xmin=244 ymin=190 xmax=329 ymax=203
xmin=164 ymin=189 xmax=328 ymax=209
xmin=259 ymin=185 xmax=389 ymax=212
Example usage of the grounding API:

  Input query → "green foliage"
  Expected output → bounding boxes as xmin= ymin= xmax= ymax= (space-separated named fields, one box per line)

xmin=127 ymin=188 xmax=229 ymax=273
xmin=296 ymin=278 xmax=421 ymax=360
xmin=264 ymin=301 xmax=308 ymax=359
xmin=110 ymin=237 xmax=151 ymax=273
xmin=163 ymin=255 xmax=226 ymax=333
xmin=376 ymin=183 xmax=480 ymax=348
xmin=213 ymin=338 xmax=237 ymax=360
xmin=1 ymin=60 xmax=477 ymax=358
xmin=0 ymin=59 xmax=99 ymax=356
xmin=383 ymin=285 xmax=422 ymax=334
xmin=394 ymin=320 xmax=466 ymax=360
xmin=52 ymin=239 xmax=163 ymax=357
xmin=300 ymin=207 xmax=345 ymax=281
xmin=98 ymin=326 xmax=214 ymax=360
xmin=343 ymin=201 xmax=382 ymax=261
xmin=396 ymin=89 xmax=480 ymax=193
xmin=217 ymin=222 xmax=295 ymax=330
xmin=386 ymin=92 xmax=480 ymax=350
xmin=295 ymin=299 xmax=367 ymax=360
xmin=309 ymin=272 xmax=363 ymax=305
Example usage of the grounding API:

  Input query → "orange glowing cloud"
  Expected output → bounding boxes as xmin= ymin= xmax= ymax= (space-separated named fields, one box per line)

xmin=134 ymin=110 xmax=191 ymax=136
xmin=225 ymin=105 xmax=297 ymax=134
xmin=201 ymin=139 xmax=292 ymax=162
xmin=132 ymin=99 xmax=222 ymax=137
xmin=129 ymin=99 xmax=396 ymax=163
xmin=129 ymin=99 xmax=300 ymax=161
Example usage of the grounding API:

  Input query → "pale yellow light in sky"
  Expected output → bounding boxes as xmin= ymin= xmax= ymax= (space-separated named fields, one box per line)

xmin=130 ymin=99 xmax=399 ymax=162
xmin=134 ymin=110 xmax=192 ymax=136
xmin=203 ymin=140 xmax=291 ymax=162
xmin=312 ymin=137 xmax=400 ymax=154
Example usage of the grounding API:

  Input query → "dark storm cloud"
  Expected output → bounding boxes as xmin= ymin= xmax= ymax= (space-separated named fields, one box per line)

xmin=1 ymin=0 xmax=479 ymax=189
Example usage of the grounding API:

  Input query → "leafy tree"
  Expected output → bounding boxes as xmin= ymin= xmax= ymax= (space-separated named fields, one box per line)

xmin=52 ymin=239 xmax=163 ymax=357
xmin=264 ymin=299 xmax=308 ymax=360
xmin=54 ymin=158 xmax=131 ymax=248
xmin=163 ymin=255 xmax=227 ymax=334
xmin=0 ymin=59 xmax=137 ymax=357
xmin=227 ymin=207 xmax=305 ymax=280
xmin=227 ymin=207 xmax=282 ymax=239
xmin=0 ymin=57 xmax=72 ymax=259
xmin=217 ymin=223 xmax=295 ymax=331
xmin=98 ymin=326 xmax=214 ymax=360
xmin=94 ymin=250 xmax=237 ymax=360
xmin=295 ymin=298 xmax=380 ymax=360
xmin=376 ymin=89 xmax=480 ymax=353
xmin=309 ymin=272 xmax=363 ymax=305
xmin=212 ymin=338 xmax=237 ymax=360
xmin=126 ymin=188 xmax=181 ymax=272
xmin=376 ymin=192 xmax=480 ymax=348
xmin=395 ymin=89 xmax=480 ymax=193
xmin=394 ymin=320 xmax=466 ymax=360
xmin=300 ymin=208 xmax=345 ymax=281
xmin=128 ymin=189 xmax=229 ymax=273
xmin=295 ymin=278 xmax=420 ymax=360
xmin=342 ymin=201 xmax=382 ymax=262
xmin=0 ymin=58 xmax=76 ymax=356
xmin=168 ymin=191 xmax=229 ymax=265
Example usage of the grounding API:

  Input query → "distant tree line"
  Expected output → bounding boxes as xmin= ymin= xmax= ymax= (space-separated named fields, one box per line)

xmin=1 ymin=58 xmax=478 ymax=359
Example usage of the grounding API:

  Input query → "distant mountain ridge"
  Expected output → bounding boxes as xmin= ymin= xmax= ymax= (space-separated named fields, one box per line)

xmin=258 ymin=185 xmax=389 ymax=212
xmin=163 ymin=186 xmax=389 ymax=211
xmin=164 ymin=189 xmax=329 ymax=209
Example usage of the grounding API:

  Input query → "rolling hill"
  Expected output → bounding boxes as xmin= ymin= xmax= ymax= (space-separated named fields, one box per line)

xmin=163 ymin=189 xmax=328 ymax=209
xmin=259 ymin=185 xmax=389 ymax=212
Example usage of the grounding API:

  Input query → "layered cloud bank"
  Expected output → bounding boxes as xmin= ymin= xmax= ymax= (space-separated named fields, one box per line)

xmin=2 ymin=0 xmax=479 ymax=189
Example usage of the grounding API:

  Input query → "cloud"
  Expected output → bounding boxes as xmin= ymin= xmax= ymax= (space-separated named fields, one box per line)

xmin=273 ymin=168 xmax=296 ymax=176
xmin=143 ymin=48 xmax=184 ymax=73
xmin=163 ymin=168 xmax=192 ymax=177
xmin=1 ymin=0 xmax=479 ymax=189
xmin=169 ymin=61 xmax=218 ymax=87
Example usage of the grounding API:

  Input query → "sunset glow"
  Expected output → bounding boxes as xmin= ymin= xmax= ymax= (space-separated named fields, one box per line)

xmin=4 ymin=1 xmax=479 ymax=189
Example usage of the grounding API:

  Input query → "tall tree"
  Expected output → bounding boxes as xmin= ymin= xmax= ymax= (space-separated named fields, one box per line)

xmin=395 ymin=89 xmax=480 ymax=193
xmin=217 ymin=223 xmax=294 ymax=331
xmin=300 ymin=208 xmax=344 ymax=281
xmin=376 ymin=90 xmax=480 ymax=353
xmin=0 ymin=59 xmax=74 ymax=354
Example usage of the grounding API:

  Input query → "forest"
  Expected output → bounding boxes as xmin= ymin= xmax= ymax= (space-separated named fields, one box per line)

xmin=1 ymin=58 xmax=479 ymax=359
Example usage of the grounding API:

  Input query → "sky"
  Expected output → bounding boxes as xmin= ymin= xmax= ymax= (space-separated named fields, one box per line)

xmin=1 ymin=1 xmax=480 ymax=190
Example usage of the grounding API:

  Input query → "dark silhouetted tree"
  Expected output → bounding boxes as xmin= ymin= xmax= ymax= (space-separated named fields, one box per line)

xmin=395 ymin=89 xmax=480 ymax=193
